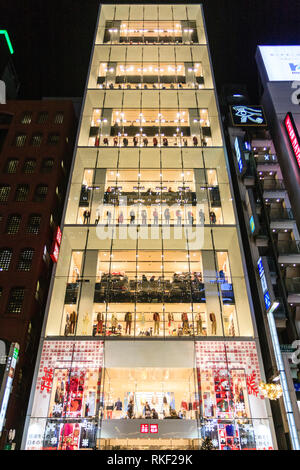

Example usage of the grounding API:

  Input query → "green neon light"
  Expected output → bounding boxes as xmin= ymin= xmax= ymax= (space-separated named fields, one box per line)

xmin=0 ymin=30 xmax=14 ymax=54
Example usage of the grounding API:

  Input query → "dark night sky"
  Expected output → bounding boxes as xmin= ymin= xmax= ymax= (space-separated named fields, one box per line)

xmin=2 ymin=0 xmax=300 ymax=101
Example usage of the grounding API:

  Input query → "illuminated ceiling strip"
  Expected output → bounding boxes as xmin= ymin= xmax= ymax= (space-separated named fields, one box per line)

xmin=0 ymin=30 xmax=14 ymax=54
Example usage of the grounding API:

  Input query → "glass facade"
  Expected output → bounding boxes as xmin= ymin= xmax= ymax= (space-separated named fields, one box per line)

xmin=23 ymin=4 xmax=275 ymax=451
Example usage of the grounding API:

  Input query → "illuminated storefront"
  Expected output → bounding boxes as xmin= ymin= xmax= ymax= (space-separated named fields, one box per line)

xmin=22 ymin=4 xmax=276 ymax=450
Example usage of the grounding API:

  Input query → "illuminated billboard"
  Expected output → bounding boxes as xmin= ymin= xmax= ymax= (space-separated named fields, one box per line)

xmin=259 ymin=45 xmax=300 ymax=81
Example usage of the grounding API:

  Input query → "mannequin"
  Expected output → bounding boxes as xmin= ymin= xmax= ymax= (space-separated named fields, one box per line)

xmin=111 ymin=314 xmax=118 ymax=334
xmin=195 ymin=312 xmax=203 ymax=336
xmin=210 ymin=312 xmax=217 ymax=335
xmin=162 ymin=396 xmax=170 ymax=418
xmin=182 ymin=312 xmax=189 ymax=335
xmin=96 ymin=311 xmax=104 ymax=335
xmin=228 ymin=314 xmax=235 ymax=337
xmin=64 ymin=313 xmax=70 ymax=336
xmin=125 ymin=312 xmax=132 ymax=335
xmin=70 ymin=311 xmax=77 ymax=335
xmin=82 ymin=312 xmax=90 ymax=335
xmin=168 ymin=312 xmax=174 ymax=335
xmin=153 ymin=312 xmax=160 ymax=335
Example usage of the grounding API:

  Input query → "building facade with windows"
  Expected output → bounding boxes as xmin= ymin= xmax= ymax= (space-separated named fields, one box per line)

xmin=0 ymin=99 xmax=76 ymax=448
xmin=22 ymin=4 xmax=276 ymax=451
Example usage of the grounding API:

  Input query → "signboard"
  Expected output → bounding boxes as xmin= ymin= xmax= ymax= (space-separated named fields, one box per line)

xmin=284 ymin=112 xmax=300 ymax=170
xmin=140 ymin=424 xmax=158 ymax=434
xmin=230 ymin=105 xmax=267 ymax=127
xmin=50 ymin=226 xmax=62 ymax=263
xmin=0 ymin=343 xmax=19 ymax=434
xmin=259 ymin=45 xmax=300 ymax=82
xmin=257 ymin=257 xmax=273 ymax=312
xmin=234 ymin=137 xmax=247 ymax=175
xmin=249 ymin=215 xmax=255 ymax=234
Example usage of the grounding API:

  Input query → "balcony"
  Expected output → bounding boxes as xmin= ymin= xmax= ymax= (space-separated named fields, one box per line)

xmin=277 ymin=240 xmax=300 ymax=265
xmin=285 ymin=277 xmax=300 ymax=304
xmin=269 ymin=208 xmax=295 ymax=231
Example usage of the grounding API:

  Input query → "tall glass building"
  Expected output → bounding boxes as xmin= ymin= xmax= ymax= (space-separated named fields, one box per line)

xmin=22 ymin=3 xmax=276 ymax=450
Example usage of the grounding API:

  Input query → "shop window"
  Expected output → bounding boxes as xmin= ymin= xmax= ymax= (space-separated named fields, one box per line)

xmin=37 ymin=112 xmax=48 ymax=124
xmin=17 ymin=248 xmax=34 ymax=271
xmin=23 ymin=159 xmax=37 ymax=174
xmin=7 ymin=287 xmax=25 ymax=314
xmin=21 ymin=112 xmax=32 ymax=124
xmin=27 ymin=214 xmax=41 ymax=234
xmin=30 ymin=133 xmax=43 ymax=147
xmin=14 ymin=133 xmax=27 ymax=147
xmin=0 ymin=185 xmax=10 ymax=202
xmin=0 ymin=248 xmax=12 ymax=271
xmin=34 ymin=184 xmax=48 ymax=202
xmin=6 ymin=214 xmax=21 ymax=234
xmin=15 ymin=184 xmax=29 ymax=202
xmin=4 ymin=158 xmax=19 ymax=174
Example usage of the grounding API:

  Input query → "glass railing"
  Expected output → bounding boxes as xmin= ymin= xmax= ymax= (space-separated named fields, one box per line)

xmin=90 ymin=132 xmax=212 ymax=148
xmin=285 ymin=277 xmax=300 ymax=294
xmin=269 ymin=208 xmax=294 ymax=221
xmin=277 ymin=240 xmax=300 ymax=255
xmin=262 ymin=179 xmax=286 ymax=190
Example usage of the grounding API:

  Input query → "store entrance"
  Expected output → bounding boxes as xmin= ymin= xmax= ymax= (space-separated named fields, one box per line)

xmin=99 ymin=438 xmax=198 ymax=450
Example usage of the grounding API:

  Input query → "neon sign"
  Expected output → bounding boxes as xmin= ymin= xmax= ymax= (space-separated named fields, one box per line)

xmin=50 ymin=226 xmax=62 ymax=263
xmin=284 ymin=112 xmax=300 ymax=170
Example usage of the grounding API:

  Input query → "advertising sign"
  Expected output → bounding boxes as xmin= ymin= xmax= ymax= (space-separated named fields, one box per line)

xmin=259 ymin=45 xmax=300 ymax=81
xmin=284 ymin=112 xmax=300 ymax=170
xmin=230 ymin=105 xmax=267 ymax=127
xmin=0 ymin=343 xmax=19 ymax=434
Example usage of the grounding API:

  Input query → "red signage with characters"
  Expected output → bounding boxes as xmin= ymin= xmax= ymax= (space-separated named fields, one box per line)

xmin=284 ymin=112 xmax=300 ymax=169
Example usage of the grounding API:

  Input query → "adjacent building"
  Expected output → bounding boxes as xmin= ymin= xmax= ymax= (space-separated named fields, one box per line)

xmin=22 ymin=4 xmax=277 ymax=451
xmin=0 ymin=99 xmax=76 ymax=448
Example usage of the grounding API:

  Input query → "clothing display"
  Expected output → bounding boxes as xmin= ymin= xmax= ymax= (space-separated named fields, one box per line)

xmin=69 ymin=311 xmax=77 ymax=334
xmin=96 ymin=312 xmax=104 ymax=335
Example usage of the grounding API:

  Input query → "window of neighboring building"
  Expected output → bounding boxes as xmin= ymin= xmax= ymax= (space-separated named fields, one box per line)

xmin=14 ymin=133 xmax=27 ymax=147
xmin=15 ymin=184 xmax=29 ymax=202
xmin=6 ymin=214 xmax=21 ymax=234
xmin=34 ymin=184 xmax=48 ymax=202
xmin=4 ymin=159 xmax=19 ymax=174
xmin=54 ymin=112 xmax=64 ymax=124
xmin=47 ymin=133 xmax=60 ymax=145
xmin=0 ymin=248 xmax=12 ymax=271
xmin=23 ymin=159 xmax=36 ymax=174
xmin=37 ymin=112 xmax=48 ymax=124
xmin=27 ymin=214 xmax=41 ymax=234
xmin=21 ymin=112 xmax=32 ymax=124
xmin=17 ymin=248 xmax=34 ymax=271
xmin=7 ymin=287 xmax=25 ymax=314
xmin=0 ymin=113 xmax=13 ymax=125
xmin=0 ymin=185 xmax=11 ymax=203
xmin=41 ymin=158 xmax=54 ymax=173
xmin=30 ymin=133 xmax=43 ymax=147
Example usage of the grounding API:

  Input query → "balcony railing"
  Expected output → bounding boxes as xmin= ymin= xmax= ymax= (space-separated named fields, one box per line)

xmin=285 ymin=277 xmax=300 ymax=294
xmin=277 ymin=240 xmax=300 ymax=255
xmin=262 ymin=179 xmax=286 ymax=190
xmin=269 ymin=208 xmax=294 ymax=221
